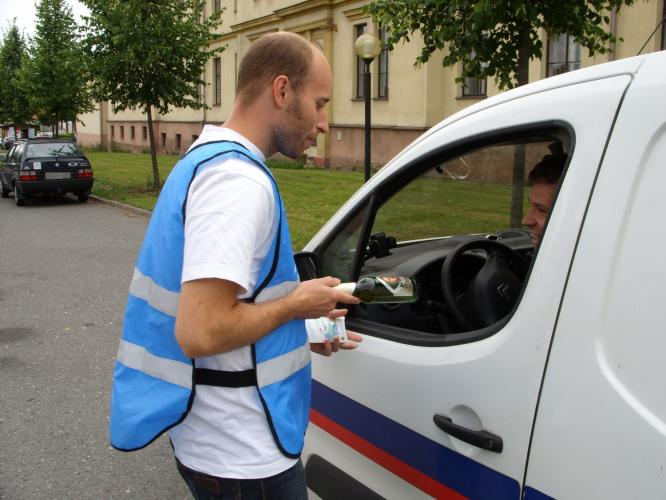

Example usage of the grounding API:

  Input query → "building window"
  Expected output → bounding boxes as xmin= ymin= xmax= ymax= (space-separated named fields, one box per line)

xmin=462 ymin=73 xmax=487 ymax=97
xmin=110 ymin=125 xmax=114 ymax=138
xmin=161 ymin=133 xmax=166 ymax=148
xmin=142 ymin=126 xmax=147 ymax=141
xmin=214 ymin=0 xmax=221 ymax=13
xmin=130 ymin=126 xmax=135 ymax=140
xmin=462 ymin=51 xmax=488 ymax=97
xmin=175 ymin=134 xmax=182 ymax=150
xmin=377 ymin=28 xmax=389 ymax=98
xmin=120 ymin=126 xmax=124 ymax=140
xmin=355 ymin=23 xmax=368 ymax=99
xmin=214 ymin=57 xmax=222 ymax=105
xmin=547 ymin=34 xmax=581 ymax=77
xmin=192 ymin=134 xmax=199 ymax=143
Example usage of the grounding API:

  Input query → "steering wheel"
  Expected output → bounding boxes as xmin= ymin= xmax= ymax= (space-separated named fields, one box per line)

xmin=441 ymin=239 xmax=529 ymax=331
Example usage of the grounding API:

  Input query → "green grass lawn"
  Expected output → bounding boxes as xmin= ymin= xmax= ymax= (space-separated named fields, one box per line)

xmin=86 ymin=149 xmax=521 ymax=250
xmin=86 ymin=150 xmax=365 ymax=249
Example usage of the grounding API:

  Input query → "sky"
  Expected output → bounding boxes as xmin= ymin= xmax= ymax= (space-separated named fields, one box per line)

xmin=0 ymin=0 xmax=90 ymax=38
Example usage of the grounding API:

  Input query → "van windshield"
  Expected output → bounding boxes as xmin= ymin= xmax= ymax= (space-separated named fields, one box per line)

xmin=26 ymin=142 xmax=80 ymax=159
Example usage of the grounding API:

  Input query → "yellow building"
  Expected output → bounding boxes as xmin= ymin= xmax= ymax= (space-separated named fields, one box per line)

xmin=77 ymin=0 xmax=666 ymax=167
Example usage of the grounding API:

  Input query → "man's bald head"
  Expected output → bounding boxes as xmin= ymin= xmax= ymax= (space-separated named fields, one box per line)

xmin=236 ymin=32 xmax=316 ymax=107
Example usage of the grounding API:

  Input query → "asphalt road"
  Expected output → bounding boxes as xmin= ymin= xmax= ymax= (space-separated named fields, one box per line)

xmin=0 ymin=195 xmax=189 ymax=499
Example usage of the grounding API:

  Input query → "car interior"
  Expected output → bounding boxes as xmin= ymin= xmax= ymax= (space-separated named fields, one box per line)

xmin=302 ymin=127 xmax=571 ymax=346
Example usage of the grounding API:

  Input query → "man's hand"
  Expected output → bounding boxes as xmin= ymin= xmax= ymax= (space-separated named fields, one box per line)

xmin=287 ymin=276 xmax=360 ymax=319
xmin=311 ymin=330 xmax=363 ymax=357
xmin=176 ymin=276 xmax=360 ymax=358
xmin=310 ymin=308 xmax=363 ymax=357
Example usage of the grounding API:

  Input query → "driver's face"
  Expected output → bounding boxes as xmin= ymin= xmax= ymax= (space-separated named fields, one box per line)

xmin=522 ymin=181 xmax=557 ymax=246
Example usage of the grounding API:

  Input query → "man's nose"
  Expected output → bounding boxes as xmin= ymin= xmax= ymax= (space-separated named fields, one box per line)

xmin=316 ymin=108 xmax=329 ymax=134
xmin=522 ymin=210 xmax=534 ymax=227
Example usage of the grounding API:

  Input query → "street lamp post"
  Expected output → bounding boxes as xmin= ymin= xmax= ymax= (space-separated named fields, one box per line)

xmin=355 ymin=33 xmax=381 ymax=183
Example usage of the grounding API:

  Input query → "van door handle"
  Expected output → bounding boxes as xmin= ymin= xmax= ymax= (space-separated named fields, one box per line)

xmin=433 ymin=414 xmax=503 ymax=453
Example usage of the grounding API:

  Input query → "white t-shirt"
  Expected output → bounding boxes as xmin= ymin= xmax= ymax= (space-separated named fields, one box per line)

xmin=169 ymin=125 xmax=297 ymax=479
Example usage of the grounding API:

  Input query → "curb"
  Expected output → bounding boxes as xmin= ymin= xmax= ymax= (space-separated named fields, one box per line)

xmin=90 ymin=195 xmax=152 ymax=219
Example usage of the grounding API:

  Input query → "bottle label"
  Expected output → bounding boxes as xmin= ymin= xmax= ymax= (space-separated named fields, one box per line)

xmin=376 ymin=277 xmax=414 ymax=297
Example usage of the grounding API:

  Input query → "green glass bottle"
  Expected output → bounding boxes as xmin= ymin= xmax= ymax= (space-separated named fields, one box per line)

xmin=335 ymin=276 xmax=418 ymax=303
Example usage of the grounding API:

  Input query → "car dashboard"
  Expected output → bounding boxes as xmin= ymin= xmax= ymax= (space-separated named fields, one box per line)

xmin=347 ymin=229 xmax=534 ymax=336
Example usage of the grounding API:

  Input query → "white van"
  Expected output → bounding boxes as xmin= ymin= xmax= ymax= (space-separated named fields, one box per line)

xmin=298 ymin=50 xmax=666 ymax=499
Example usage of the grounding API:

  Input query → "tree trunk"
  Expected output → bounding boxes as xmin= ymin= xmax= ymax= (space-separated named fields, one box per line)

xmin=54 ymin=114 xmax=59 ymax=138
xmin=509 ymin=21 xmax=531 ymax=227
xmin=146 ymin=105 xmax=161 ymax=189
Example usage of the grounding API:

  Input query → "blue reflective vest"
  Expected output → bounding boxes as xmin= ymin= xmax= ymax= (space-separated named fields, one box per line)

xmin=110 ymin=141 xmax=311 ymax=457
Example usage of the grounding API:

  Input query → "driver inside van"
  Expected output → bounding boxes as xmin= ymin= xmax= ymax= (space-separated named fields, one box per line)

xmin=522 ymin=146 xmax=566 ymax=246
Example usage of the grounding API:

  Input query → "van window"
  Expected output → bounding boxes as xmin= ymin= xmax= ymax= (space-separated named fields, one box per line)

xmin=320 ymin=204 xmax=371 ymax=282
xmin=318 ymin=129 xmax=571 ymax=344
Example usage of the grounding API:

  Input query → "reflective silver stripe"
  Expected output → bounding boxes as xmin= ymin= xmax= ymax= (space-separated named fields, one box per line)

xmin=254 ymin=280 xmax=298 ymax=304
xmin=129 ymin=267 xmax=179 ymax=317
xmin=256 ymin=340 xmax=311 ymax=388
xmin=117 ymin=339 xmax=192 ymax=389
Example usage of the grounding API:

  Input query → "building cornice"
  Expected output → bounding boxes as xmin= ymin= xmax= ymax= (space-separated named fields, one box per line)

xmin=246 ymin=27 xmax=280 ymax=41
xmin=289 ymin=18 xmax=335 ymax=34
xmin=216 ymin=0 xmax=360 ymax=41
xmin=229 ymin=13 xmax=281 ymax=33
xmin=274 ymin=0 xmax=333 ymax=19
xmin=342 ymin=6 xmax=370 ymax=22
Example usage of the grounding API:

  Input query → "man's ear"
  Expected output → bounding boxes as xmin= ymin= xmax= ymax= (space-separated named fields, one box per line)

xmin=272 ymin=75 xmax=290 ymax=109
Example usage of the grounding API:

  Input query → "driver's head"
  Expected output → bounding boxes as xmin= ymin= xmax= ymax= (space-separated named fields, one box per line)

xmin=522 ymin=146 xmax=566 ymax=246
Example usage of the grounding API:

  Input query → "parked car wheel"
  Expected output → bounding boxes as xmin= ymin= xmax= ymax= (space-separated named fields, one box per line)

xmin=1 ymin=182 xmax=9 ymax=198
xmin=77 ymin=192 xmax=89 ymax=203
xmin=14 ymin=185 xmax=25 ymax=206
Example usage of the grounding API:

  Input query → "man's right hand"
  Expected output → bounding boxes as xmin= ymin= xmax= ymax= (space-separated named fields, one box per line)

xmin=176 ymin=276 xmax=360 ymax=358
xmin=288 ymin=276 xmax=360 ymax=320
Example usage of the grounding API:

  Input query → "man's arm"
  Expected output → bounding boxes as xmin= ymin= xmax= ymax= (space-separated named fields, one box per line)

xmin=175 ymin=276 xmax=359 ymax=358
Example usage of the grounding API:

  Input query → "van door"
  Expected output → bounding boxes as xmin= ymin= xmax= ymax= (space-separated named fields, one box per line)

xmin=524 ymin=54 xmax=666 ymax=499
xmin=304 ymin=72 xmax=635 ymax=499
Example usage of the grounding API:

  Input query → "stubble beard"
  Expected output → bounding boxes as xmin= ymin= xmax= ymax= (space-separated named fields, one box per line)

xmin=272 ymin=96 xmax=306 ymax=159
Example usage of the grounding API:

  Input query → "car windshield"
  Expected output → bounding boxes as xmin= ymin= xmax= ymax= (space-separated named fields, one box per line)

xmin=26 ymin=142 xmax=80 ymax=158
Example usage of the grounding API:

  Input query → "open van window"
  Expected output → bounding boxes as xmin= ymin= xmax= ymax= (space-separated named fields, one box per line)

xmin=318 ymin=129 xmax=571 ymax=344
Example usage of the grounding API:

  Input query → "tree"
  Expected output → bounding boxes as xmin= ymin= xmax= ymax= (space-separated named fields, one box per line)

xmin=367 ymin=0 xmax=635 ymax=226
xmin=22 ymin=0 xmax=94 ymax=137
xmin=0 ymin=23 xmax=32 ymax=131
xmin=81 ymin=0 xmax=224 ymax=188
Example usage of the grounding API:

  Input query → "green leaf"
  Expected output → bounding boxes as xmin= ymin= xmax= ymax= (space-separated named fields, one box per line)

xmin=366 ymin=0 xmax=635 ymax=89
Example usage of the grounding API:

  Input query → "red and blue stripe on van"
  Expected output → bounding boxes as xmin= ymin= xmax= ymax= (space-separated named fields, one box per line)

xmin=310 ymin=380 xmax=553 ymax=499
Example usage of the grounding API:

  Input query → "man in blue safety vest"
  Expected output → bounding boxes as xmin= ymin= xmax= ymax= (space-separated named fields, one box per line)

xmin=109 ymin=31 xmax=362 ymax=499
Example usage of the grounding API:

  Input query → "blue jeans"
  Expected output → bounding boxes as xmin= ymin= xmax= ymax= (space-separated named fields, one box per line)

xmin=175 ymin=458 xmax=308 ymax=500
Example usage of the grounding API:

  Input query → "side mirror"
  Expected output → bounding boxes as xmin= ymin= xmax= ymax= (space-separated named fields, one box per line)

xmin=294 ymin=251 xmax=321 ymax=281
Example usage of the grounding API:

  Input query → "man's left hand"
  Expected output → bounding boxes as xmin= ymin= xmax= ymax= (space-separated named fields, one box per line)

xmin=311 ymin=330 xmax=362 ymax=357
